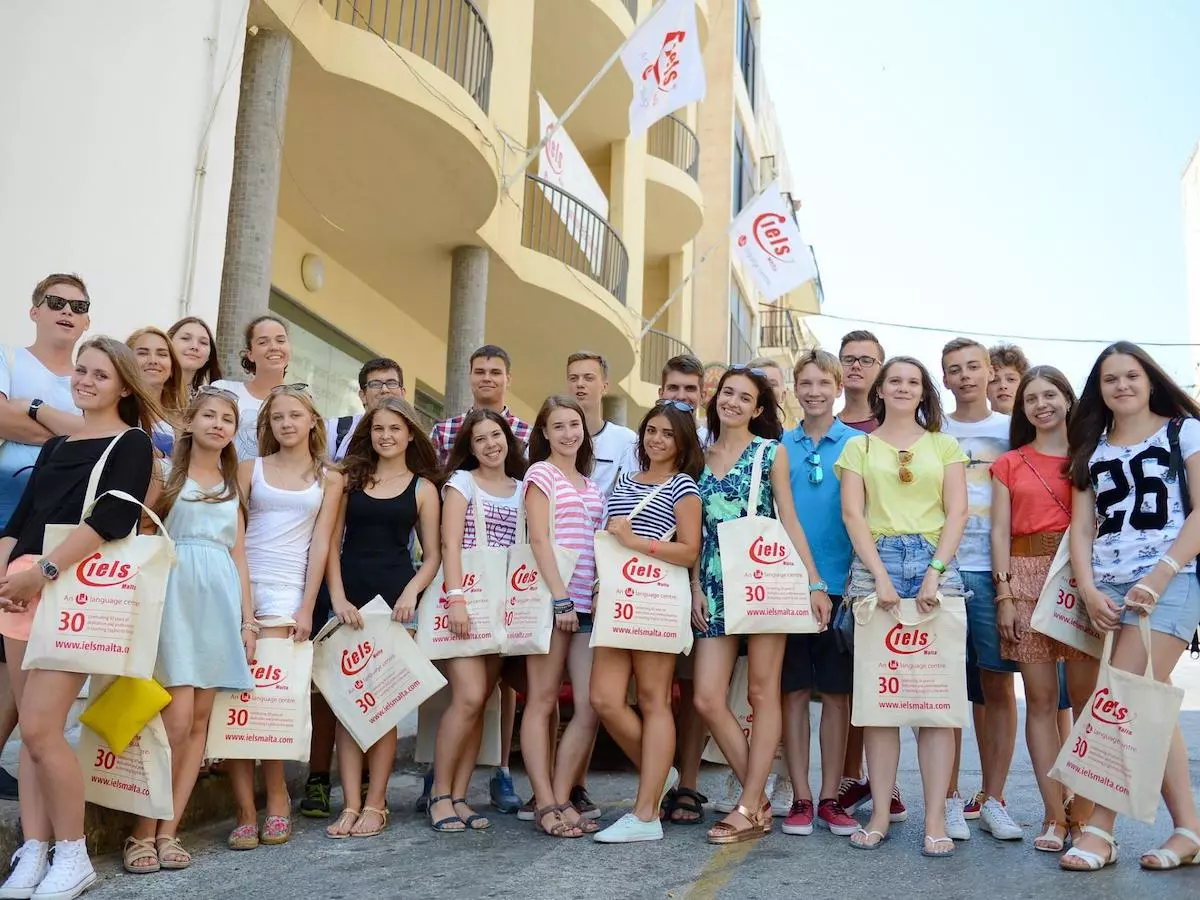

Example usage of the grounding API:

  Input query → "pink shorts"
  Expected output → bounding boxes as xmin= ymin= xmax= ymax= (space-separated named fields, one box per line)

xmin=0 ymin=555 xmax=42 ymax=643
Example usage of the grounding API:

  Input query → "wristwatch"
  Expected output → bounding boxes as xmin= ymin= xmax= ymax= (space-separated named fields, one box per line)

xmin=810 ymin=580 xmax=829 ymax=593
xmin=37 ymin=558 xmax=59 ymax=581
xmin=27 ymin=399 xmax=44 ymax=422
xmin=929 ymin=559 xmax=947 ymax=574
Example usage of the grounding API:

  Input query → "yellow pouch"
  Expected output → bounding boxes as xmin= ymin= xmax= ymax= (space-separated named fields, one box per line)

xmin=79 ymin=677 xmax=171 ymax=755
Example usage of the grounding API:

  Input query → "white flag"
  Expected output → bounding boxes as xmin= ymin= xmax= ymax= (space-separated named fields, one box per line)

xmin=537 ymin=94 xmax=610 ymax=275
xmin=731 ymin=182 xmax=818 ymax=301
xmin=621 ymin=0 xmax=706 ymax=137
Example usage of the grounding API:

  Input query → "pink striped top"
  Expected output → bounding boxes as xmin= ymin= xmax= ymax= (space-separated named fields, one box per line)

xmin=524 ymin=461 xmax=604 ymax=612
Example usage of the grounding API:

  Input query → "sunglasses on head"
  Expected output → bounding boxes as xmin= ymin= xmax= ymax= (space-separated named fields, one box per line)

xmin=39 ymin=294 xmax=91 ymax=315
xmin=269 ymin=382 xmax=310 ymax=395
xmin=728 ymin=364 xmax=768 ymax=378
xmin=804 ymin=451 xmax=823 ymax=485
xmin=655 ymin=399 xmax=695 ymax=412
xmin=195 ymin=385 xmax=239 ymax=404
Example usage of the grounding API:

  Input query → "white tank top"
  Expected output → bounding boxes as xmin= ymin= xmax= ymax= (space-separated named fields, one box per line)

xmin=244 ymin=458 xmax=323 ymax=587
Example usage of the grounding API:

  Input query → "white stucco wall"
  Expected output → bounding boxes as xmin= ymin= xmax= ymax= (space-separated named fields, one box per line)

xmin=0 ymin=0 xmax=245 ymax=346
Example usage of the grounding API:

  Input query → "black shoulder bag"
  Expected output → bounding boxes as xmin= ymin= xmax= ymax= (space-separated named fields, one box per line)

xmin=1165 ymin=417 xmax=1200 ymax=659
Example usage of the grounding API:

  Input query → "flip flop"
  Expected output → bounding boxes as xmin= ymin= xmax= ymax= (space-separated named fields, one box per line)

xmin=851 ymin=828 xmax=888 ymax=850
xmin=923 ymin=835 xmax=955 ymax=858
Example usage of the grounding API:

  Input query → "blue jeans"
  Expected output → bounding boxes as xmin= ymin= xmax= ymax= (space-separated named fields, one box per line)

xmin=847 ymin=534 xmax=966 ymax=600
xmin=961 ymin=571 xmax=1020 ymax=675
xmin=1097 ymin=573 xmax=1200 ymax=644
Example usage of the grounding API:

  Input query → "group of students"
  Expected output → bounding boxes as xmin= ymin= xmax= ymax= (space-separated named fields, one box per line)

xmin=0 ymin=273 xmax=1196 ymax=899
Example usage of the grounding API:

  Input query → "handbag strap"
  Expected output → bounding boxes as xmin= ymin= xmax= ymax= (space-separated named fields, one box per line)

xmin=80 ymin=489 xmax=173 ymax=542
xmin=78 ymin=430 xmax=135 ymax=525
xmin=618 ymin=476 xmax=677 ymax=542
xmin=746 ymin=440 xmax=771 ymax=515
xmin=852 ymin=592 xmax=946 ymax=627
xmin=465 ymin=474 xmax=491 ymax=545
xmin=1016 ymin=448 xmax=1070 ymax=517
xmin=518 ymin=466 xmax=561 ymax=544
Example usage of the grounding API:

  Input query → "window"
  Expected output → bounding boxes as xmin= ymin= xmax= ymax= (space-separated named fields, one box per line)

xmin=413 ymin=386 xmax=444 ymax=433
xmin=728 ymin=278 xmax=755 ymax=364
xmin=737 ymin=0 xmax=757 ymax=109
xmin=733 ymin=117 xmax=755 ymax=213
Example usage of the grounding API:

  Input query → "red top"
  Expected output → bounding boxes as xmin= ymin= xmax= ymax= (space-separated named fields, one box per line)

xmin=990 ymin=447 xmax=1071 ymax=536
xmin=840 ymin=415 xmax=878 ymax=434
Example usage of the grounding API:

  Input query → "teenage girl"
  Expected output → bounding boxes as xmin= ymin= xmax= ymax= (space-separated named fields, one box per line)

xmin=212 ymin=314 xmax=293 ymax=461
xmin=123 ymin=387 xmax=257 ymax=873
xmin=1060 ymin=342 xmax=1200 ymax=872
xmin=0 ymin=337 xmax=159 ymax=900
xmin=226 ymin=386 xmax=342 ymax=850
xmin=521 ymin=395 xmax=605 ymax=839
xmin=836 ymin=356 xmax=968 ymax=857
xmin=168 ymin=316 xmax=223 ymax=400
xmin=428 ymin=409 xmax=525 ymax=833
xmin=325 ymin=397 xmax=442 ymax=839
xmin=127 ymin=326 xmax=187 ymax=456
xmin=590 ymin=401 xmax=703 ymax=844
xmin=990 ymin=366 xmax=1098 ymax=852
xmin=691 ymin=366 xmax=831 ymax=846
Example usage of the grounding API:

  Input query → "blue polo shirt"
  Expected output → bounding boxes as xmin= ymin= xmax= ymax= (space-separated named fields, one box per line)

xmin=784 ymin=418 xmax=856 ymax=596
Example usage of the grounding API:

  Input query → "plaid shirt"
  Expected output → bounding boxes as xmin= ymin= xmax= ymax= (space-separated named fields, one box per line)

xmin=431 ymin=406 xmax=533 ymax=466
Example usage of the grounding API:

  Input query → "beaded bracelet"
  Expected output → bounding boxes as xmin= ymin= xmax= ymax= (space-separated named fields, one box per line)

xmin=553 ymin=599 xmax=575 ymax=615
xmin=241 ymin=622 xmax=261 ymax=635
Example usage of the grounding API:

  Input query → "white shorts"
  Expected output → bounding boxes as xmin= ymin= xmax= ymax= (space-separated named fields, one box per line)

xmin=252 ymin=581 xmax=303 ymax=621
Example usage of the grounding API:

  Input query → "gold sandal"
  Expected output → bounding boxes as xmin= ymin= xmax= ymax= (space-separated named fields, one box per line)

xmin=351 ymin=806 xmax=389 ymax=838
xmin=707 ymin=804 xmax=764 ymax=845
xmin=123 ymin=837 xmax=159 ymax=874
xmin=155 ymin=835 xmax=191 ymax=870
xmin=326 ymin=808 xmax=360 ymax=839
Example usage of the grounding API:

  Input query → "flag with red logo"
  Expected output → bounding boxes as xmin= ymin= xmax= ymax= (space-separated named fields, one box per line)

xmin=731 ymin=181 xmax=818 ymax=301
xmin=620 ymin=0 xmax=706 ymax=137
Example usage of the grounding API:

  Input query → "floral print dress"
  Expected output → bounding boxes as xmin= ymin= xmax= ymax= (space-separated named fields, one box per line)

xmin=696 ymin=437 xmax=779 ymax=638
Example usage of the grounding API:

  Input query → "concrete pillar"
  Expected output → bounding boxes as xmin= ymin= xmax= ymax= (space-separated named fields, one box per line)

xmin=603 ymin=394 xmax=629 ymax=427
xmin=444 ymin=246 xmax=490 ymax=417
xmin=609 ymin=136 xmax=646 ymax=311
xmin=215 ymin=28 xmax=291 ymax=379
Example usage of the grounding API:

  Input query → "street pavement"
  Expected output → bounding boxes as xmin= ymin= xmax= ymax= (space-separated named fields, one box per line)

xmin=86 ymin=656 xmax=1200 ymax=899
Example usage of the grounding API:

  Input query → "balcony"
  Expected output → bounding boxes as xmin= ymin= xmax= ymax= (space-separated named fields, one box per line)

xmin=640 ymin=329 xmax=694 ymax=384
xmin=644 ymin=114 xmax=704 ymax=259
xmin=648 ymin=114 xmax=699 ymax=179
xmin=759 ymin=306 xmax=801 ymax=354
xmin=522 ymin=174 xmax=629 ymax=303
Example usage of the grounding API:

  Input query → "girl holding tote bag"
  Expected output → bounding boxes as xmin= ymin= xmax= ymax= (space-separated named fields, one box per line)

xmin=835 ymin=356 xmax=969 ymax=858
xmin=590 ymin=401 xmax=702 ymax=844
xmin=1059 ymin=342 xmax=1200 ymax=873
xmin=0 ymin=337 xmax=158 ymax=900
xmin=691 ymin=366 xmax=831 ymax=847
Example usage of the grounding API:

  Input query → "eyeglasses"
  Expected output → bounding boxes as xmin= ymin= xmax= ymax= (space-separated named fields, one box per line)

xmin=898 ymin=450 xmax=915 ymax=484
xmin=728 ymin=364 xmax=768 ymax=378
xmin=39 ymin=294 xmax=91 ymax=315
xmin=270 ymin=382 xmax=310 ymax=394
xmin=840 ymin=355 xmax=879 ymax=369
xmin=195 ymin=385 xmax=239 ymax=403
xmin=805 ymin=451 xmax=823 ymax=485
xmin=364 ymin=379 xmax=402 ymax=391
xmin=656 ymin=399 xmax=695 ymax=412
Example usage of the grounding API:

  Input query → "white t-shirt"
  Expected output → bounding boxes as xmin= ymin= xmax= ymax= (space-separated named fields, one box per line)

xmin=942 ymin=411 xmax=1010 ymax=571
xmin=1089 ymin=418 xmax=1200 ymax=585
xmin=0 ymin=346 xmax=78 ymax=525
xmin=325 ymin=413 xmax=363 ymax=462
xmin=212 ymin=380 xmax=265 ymax=461
xmin=591 ymin=421 xmax=639 ymax=499
xmin=444 ymin=470 xmax=522 ymax=549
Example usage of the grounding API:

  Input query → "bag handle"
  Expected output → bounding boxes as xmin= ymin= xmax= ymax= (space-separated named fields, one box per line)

xmin=852 ymin=592 xmax=947 ymax=628
xmin=518 ymin=467 xmax=560 ymax=545
xmin=466 ymin=475 xmax=490 ymax=546
xmin=78 ymin=431 xmax=134 ymax=523
xmin=1100 ymin=612 xmax=1155 ymax=680
xmin=618 ymin=477 xmax=678 ymax=542
xmin=80 ymin=489 xmax=174 ymax=543
xmin=746 ymin=440 xmax=771 ymax=515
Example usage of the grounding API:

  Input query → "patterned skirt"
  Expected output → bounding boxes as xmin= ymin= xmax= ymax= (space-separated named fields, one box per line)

xmin=999 ymin=554 xmax=1091 ymax=664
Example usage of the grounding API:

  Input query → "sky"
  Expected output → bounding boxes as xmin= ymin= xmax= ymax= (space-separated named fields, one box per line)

xmin=758 ymin=0 xmax=1200 ymax=395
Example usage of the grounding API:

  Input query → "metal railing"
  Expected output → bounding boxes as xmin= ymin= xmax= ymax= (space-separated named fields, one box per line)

xmin=759 ymin=306 xmax=800 ymax=353
xmin=640 ymin=329 xmax=694 ymax=384
xmin=523 ymin=175 xmax=629 ymax=304
xmin=647 ymin=114 xmax=700 ymax=180
xmin=621 ymin=0 xmax=638 ymax=21
xmin=320 ymin=0 xmax=493 ymax=112
xmin=729 ymin=322 xmax=755 ymax=365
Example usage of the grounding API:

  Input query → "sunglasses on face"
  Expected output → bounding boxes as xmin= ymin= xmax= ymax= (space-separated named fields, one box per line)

xmin=270 ymin=382 xmax=310 ymax=395
xmin=805 ymin=451 xmax=823 ymax=485
xmin=898 ymin=449 xmax=914 ymax=484
xmin=840 ymin=355 xmax=879 ymax=369
xmin=195 ymin=385 xmax=240 ymax=404
xmin=39 ymin=294 xmax=91 ymax=315
xmin=656 ymin=399 xmax=695 ymax=412
xmin=364 ymin=379 xmax=402 ymax=391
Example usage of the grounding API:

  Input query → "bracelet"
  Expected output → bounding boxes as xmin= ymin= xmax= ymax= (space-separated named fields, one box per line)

xmin=1131 ymin=583 xmax=1161 ymax=604
xmin=447 ymin=597 xmax=467 ymax=607
xmin=1158 ymin=556 xmax=1182 ymax=575
xmin=648 ymin=539 xmax=660 ymax=556
xmin=241 ymin=622 xmax=261 ymax=635
xmin=446 ymin=588 xmax=466 ymax=598
xmin=929 ymin=559 xmax=947 ymax=574
xmin=553 ymin=599 xmax=575 ymax=614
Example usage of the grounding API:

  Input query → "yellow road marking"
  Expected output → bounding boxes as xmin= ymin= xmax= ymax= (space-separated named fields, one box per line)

xmin=680 ymin=840 xmax=756 ymax=900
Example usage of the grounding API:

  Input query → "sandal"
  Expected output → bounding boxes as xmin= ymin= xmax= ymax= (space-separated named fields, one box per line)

xmin=260 ymin=815 xmax=291 ymax=846
xmin=1140 ymin=826 xmax=1200 ymax=870
xmin=559 ymin=803 xmax=599 ymax=834
xmin=1034 ymin=821 xmax=1068 ymax=853
xmin=123 ymin=837 xmax=160 ymax=873
xmin=707 ymin=804 xmax=763 ymax=845
xmin=155 ymin=835 xmax=191 ymax=870
xmin=351 ymin=805 xmax=389 ymax=838
xmin=535 ymin=805 xmax=583 ymax=839
xmin=227 ymin=823 xmax=259 ymax=851
xmin=326 ymin=808 xmax=361 ymax=839
xmin=922 ymin=835 xmax=955 ymax=858
xmin=453 ymin=798 xmax=491 ymax=831
xmin=430 ymin=794 xmax=466 ymax=833
xmin=850 ymin=828 xmax=888 ymax=850
xmin=1060 ymin=824 xmax=1118 ymax=870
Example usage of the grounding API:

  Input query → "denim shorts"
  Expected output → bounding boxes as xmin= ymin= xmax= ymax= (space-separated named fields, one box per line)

xmin=962 ymin=570 xmax=1020 ymax=675
xmin=846 ymin=534 xmax=966 ymax=600
xmin=1097 ymin=573 xmax=1200 ymax=644
xmin=576 ymin=612 xmax=594 ymax=634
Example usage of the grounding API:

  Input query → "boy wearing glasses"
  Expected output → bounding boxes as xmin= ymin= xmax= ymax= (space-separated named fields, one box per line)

xmin=837 ymin=330 xmax=885 ymax=434
xmin=777 ymin=350 xmax=860 ymax=837
xmin=325 ymin=357 xmax=406 ymax=462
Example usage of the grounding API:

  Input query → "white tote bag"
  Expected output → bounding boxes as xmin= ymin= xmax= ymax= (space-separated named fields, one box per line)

xmin=590 ymin=480 xmax=693 ymax=655
xmin=418 ymin=481 xmax=509 ymax=659
xmin=500 ymin=486 xmax=579 ymax=656
xmin=1029 ymin=536 xmax=1103 ymax=657
xmin=851 ymin=595 xmax=969 ymax=728
xmin=313 ymin=597 xmax=447 ymax=752
xmin=719 ymin=441 xmax=813 ymax=635
xmin=416 ymin=682 xmax=503 ymax=767
xmin=1049 ymin=617 xmax=1184 ymax=823
xmin=24 ymin=433 xmax=176 ymax=678
xmin=77 ymin=704 xmax=173 ymax=820
xmin=206 ymin=637 xmax=313 ymax=761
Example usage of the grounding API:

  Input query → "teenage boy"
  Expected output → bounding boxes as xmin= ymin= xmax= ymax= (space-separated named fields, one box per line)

xmin=431 ymin=345 xmax=533 ymax=465
xmin=566 ymin=351 xmax=638 ymax=497
xmin=747 ymin=356 xmax=790 ymax=423
xmin=325 ymin=358 xmax=406 ymax=461
xmin=836 ymin=330 xmax=884 ymax=433
xmin=941 ymin=337 xmax=1021 ymax=842
xmin=0 ymin=273 xmax=89 ymax=800
xmin=778 ymin=351 xmax=859 ymax=837
xmin=986 ymin=343 xmax=1029 ymax=416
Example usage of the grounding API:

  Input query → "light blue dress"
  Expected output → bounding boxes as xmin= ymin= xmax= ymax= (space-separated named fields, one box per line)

xmin=154 ymin=480 xmax=253 ymax=691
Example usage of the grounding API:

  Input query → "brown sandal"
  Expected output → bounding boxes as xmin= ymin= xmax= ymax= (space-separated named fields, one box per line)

xmin=534 ymin=805 xmax=583 ymax=838
xmin=123 ymin=837 xmax=159 ymax=874
xmin=707 ymin=804 xmax=764 ymax=845
xmin=326 ymin=808 xmax=360 ymax=839
xmin=559 ymin=803 xmax=599 ymax=834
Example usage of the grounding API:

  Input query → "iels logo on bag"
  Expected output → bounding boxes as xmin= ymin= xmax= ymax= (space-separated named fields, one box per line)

xmin=622 ymin=558 xmax=663 ymax=585
xmin=341 ymin=641 xmax=375 ymax=676
xmin=511 ymin=564 xmax=539 ymax=593
xmin=76 ymin=553 xmax=138 ymax=588
xmin=884 ymin=624 xmax=932 ymax=655
xmin=1090 ymin=688 xmax=1135 ymax=726
xmin=438 ymin=573 xmax=478 ymax=609
xmin=249 ymin=660 xmax=285 ymax=689
xmin=748 ymin=536 xmax=789 ymax=565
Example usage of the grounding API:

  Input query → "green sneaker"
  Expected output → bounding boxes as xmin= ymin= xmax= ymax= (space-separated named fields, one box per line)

xmin=299 ymin=775 xmax=331 ymax=819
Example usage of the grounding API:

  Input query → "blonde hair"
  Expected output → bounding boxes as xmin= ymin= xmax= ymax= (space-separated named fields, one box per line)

xmin=157 ymin=390 xmax=245 ymax=519
xmin=126 ymin=326 xmax=187 ymax=424
xmin=792 ymin=349 xmax=843 ymax=387
xmin=256 ymin=386 xmax=328 ymax=481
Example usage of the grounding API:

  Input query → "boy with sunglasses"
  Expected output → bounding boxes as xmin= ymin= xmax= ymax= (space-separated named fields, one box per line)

xmin=776 ymin=350 xmax=860 ymax=837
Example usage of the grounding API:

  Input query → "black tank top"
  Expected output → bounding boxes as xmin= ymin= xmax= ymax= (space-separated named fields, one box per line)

xmin=339 ymin=474 xmax=419 ymax=607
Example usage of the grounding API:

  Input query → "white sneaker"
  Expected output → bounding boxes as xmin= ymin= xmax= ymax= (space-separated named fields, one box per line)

xmin=944 ymin=793 xmax=971 ymax=841
xmin=593 ymin=812 xmax=664 ymax=843
xmin=770 ymin=775 xmax=794 ymax=817
xmin=31 ymin=840 xmax=94 ymax=900
xmin=979 ymin=797 xmax=1023 ymax=841
xmin=0 ymin=840 xmax=49 ymax=900
xmin=713 ymin=770 xmax=741 ymax=814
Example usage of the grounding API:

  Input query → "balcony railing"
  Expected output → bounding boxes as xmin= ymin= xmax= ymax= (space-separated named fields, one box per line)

xmin=320 ymin=0 xmax=493 ymax=112
xmin=647 ymin=114 xmax=700 ymax=180
xmin=640 ymin=329 xmax=694 ymax=384
xmin=759 ymin=306 xmax=800 ymax=354
xmin=523 ymin=175 xmax=629 ymax=304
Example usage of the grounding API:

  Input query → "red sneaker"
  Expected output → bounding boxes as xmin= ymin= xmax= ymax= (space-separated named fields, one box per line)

xmin=782 ymin=799 xmax=814 ymax=836
xmin=817 ymin=798 xmax=859 ymax=836
xmin=889 ymin=786 xmax=908 ymax=823
xmin=836 ymin=778 xmax=871 ymax=814
xmin=963 ymin=789 xmax=985 ymax=820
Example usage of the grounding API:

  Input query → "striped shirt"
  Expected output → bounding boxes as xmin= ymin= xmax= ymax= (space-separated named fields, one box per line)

xmin=524 ymin=461 xmax=604 ymax=612
xmin=605 ymin=472 xmax=700 ymax=540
